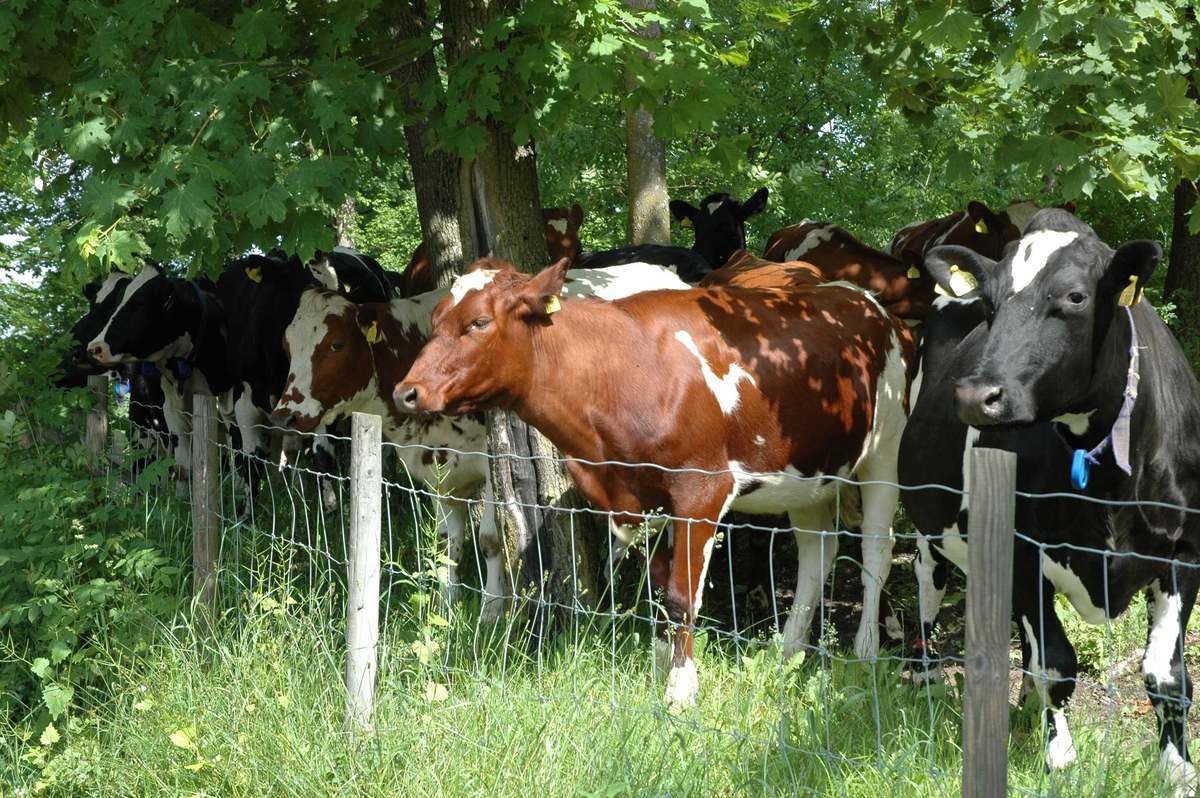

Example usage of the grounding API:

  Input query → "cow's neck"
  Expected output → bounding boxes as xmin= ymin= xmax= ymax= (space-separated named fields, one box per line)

xmin=513 ymin=302 xmax=650 ymax=466
xmin=177 ymin=284 xmax=233 ymax=395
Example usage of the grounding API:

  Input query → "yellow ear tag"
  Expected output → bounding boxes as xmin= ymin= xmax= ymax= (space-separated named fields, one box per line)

xmin=1117 ymin=274 xmax=1140 ymax=308
xmin=934 ymin=283 xmax=950 ymax=297
xmin=544 ymin=295 xmax=561 ymax=315
xmin=343 ymin=283 xmax=352 ymax=293
xmin=679 ymin=217 xmax=693 ymax=229
xmin=366 ymin=321 xmax=382 ymax=344
xmin=245 ymin=266 xmax=263 ymax=283
xmin=948 ymin=265 xmax=978 ymax=296
xmin=906 ymin=265 xmax=921 ymax=279
xmin=975 ymin=219 xmax=989 ymax=234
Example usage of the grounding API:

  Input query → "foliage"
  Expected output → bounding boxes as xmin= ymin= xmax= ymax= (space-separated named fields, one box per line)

xmin=0 ymin=344 xmax=187 ymax=728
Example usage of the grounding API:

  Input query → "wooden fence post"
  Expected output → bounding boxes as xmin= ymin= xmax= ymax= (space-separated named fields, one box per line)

xmin=962 ymin=447 xmax=1017 ymax=798
xmin=191 ymin=394 xmax=220 ymax=631
xmin=85 ymin=374 xmax=109 ymax=474
xmin=346 ymin=411 xmax=382 ymax=734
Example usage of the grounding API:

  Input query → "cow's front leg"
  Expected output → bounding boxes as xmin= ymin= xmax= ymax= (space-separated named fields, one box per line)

xmin=662 ymin=493 xmax=726 ymax=709
xmin=911 ymin=535 xmax=949 ymax=684
xmin=1015 ymin=576 xmax=1078 ymax=772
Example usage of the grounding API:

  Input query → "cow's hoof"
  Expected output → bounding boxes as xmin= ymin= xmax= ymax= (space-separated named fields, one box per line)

xmin=1159 ymin=743 xmax=1198 ymax=797
xmin=664 ymin=660 xmax=698 ymax=709
xmin=1045 ymin=714 xmax=1077 ymax=770
xmin=883 ymin=612 xmax=904 ymax=642
xmin=479 ymin=594 xmax=505 ymax=625
xmin=320 ymin=481 xmax=339 ymax=514
xmin=853 ymin=624 xmax=880 ymax=661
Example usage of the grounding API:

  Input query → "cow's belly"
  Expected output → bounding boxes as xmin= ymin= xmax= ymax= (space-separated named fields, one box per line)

xmin=727 ymin=462 xmax=843 ymax=516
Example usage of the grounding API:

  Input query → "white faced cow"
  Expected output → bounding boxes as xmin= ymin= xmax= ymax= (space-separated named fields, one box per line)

xmin=900 ymin=209 xmax=1200 ymax=791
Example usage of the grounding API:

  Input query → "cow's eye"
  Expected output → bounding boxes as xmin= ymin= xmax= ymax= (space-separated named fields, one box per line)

xmin=330 ymin=342 xmax=344 ymax=352
xmin=1068 ymin=292 xmax=1086 ymax=305
xmin=471 ymin=317 xmax=492 ymax=331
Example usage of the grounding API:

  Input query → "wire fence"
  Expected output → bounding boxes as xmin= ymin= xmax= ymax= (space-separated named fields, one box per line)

xmin=88 ymin=375 xmax=1200 ymax=797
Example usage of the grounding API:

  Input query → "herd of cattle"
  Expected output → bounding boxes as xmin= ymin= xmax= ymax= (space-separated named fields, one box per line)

xmin=57 ymin=191 xmax=1200 ymax=788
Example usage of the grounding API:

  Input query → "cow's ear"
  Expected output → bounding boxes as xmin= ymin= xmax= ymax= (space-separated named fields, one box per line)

xmin=308 ymin=253 xmax=340 ymax=291
xmin=1100 ymin=240 xmax=1162 ymax=308
xmin=569 ymin=203 xmax=584 ymax=230
xmin=518 ymin=258 xmax=570 ymax=319
xmin=737 ymin=187 xmax=769 ymax=220
xmin=1059 ymin=200 xmax=1077 ymax=215
xmin=670 ymin=200 xmax=699 ymax=228
xmin=966 ymin=201 xmax=999 ymax=234
xmin=356 ymin=304 xmax=384 ymax=344
xmin=899 ymin=249 xmax=925 ymax=280
xmin=924 ymin=245 xmax=992 ymax=299
xmin=83 ymin=282 xmax=100 ymax=302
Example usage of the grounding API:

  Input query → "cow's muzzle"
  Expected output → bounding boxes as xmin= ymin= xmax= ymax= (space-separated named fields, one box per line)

xmin=88 ymin=341 xmax=112 ymax=363
xmin=271 ymin=407 xmax=300 ymax=430
xmin=955 ymin=380 xmax=1008 ymax=426
xmin=394 ymin=382 xmax=421 ymax=413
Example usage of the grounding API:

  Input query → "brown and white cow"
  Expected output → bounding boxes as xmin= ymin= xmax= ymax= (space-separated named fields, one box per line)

xmin=396 ymin=205 xmax=586 ymax=298
xmin=887 ymin=199 xmax=1077 ymax=261
xmin=761 ymin=222 xmax=933 ymax=322
xmin=395 ymin=258 xmax=918 ymax=706
xmin=272 ymin=261 xmax=692 ymax=619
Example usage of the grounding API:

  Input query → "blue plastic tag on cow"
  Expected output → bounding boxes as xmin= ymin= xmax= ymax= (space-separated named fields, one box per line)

xmin=140 ymin=361 xmax=160 ymax=378
xmin=175 ymin=360 xmax=194 ymax=380
xmin=1071 ymin=449 xmax=1090 ymax=490
xmin=114 ymin=378 xmax=130 ymax=406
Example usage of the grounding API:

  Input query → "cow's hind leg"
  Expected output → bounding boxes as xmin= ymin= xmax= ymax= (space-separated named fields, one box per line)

xmin=1144 ymin=574 xmax=1200 ymax=795
xmin=782 ymin=502 xmax=838 ymax=660
xmin=1016 ymin=577 xmax=1078 ymax=771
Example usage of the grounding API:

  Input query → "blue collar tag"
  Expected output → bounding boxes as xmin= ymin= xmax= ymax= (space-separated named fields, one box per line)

xmin=114 ymin=378 xmax=130 ymax=406
xmin=1071 ymin=449 xmax=1090 ymax=490
xmin=140 ymin=361 xmax=160 ymax=378
xmin=175 ymin=360 xmax=194 ymax=380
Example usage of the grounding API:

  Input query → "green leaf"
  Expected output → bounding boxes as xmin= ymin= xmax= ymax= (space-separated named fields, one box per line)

xmin=82 ymin=178 xmax=138 ymax=221
xmin=1107 ymin=151 xmax=1152 ymax=193
xmin=944 ymin=147 xmax=974 ymax=182
xmin=169 ymin=725 xmax=197 ymax=749
xmin=160 ymin=178 xmax=218 ymax=241
xmin=708 ymin=134 xmax=750 ymax=174
xmin=30 ymin=657 xmax=50 ymax=679
xmin=1188 ymin=207 xmax=1200 ymax=236
xmin=65 ymin=119 xmax=112 ymax=162
xmin=233 ymin=7 xmax=285 ymax=59
xmin=1091 ymin=16 xmax=1136 ymax=52
xmin=1153 ymin=72 xmax=1195 ymax=124
xmin=42 ymin=682 xmax=73 ymax=719
xmin=912 ymin=6 xmax=980 ymax=50
xmin=40 ymin=723 xmax=60 ymax=746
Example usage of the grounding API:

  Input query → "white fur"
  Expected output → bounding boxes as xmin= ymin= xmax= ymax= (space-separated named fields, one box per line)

xmin=90 ymin=265 xmax=161 ymax=354
xmin=308 ymin=257 xmax=340 ymax=291
xmin=563 ymin=264 xmax=689 ymax=298
xmin=449 ymin=270 xmax=500 ymax=306
xmin=1041 ymin=553 xmax=1107 ymax=624
xmin=705 ymin=200 xmax=724 ymax=215
xmin=665 ymin=657 xmax=699 ymax=707
xmin=95 ymin=272 xmax=130 ymax=304
xmin=673 ymin=331 xmax=754 ymax=415
xmin=1144 ymin=581 xmax=1184 ymax=688
xmin=1005 ymin=200 xmax=1041 ymax=234
xmin=1010 ymin=231 xmax=1079 ymax=294
xmin=547 ymin=218 xmax=568 ymax=234
xmin=783 ymin=225 xmax=835 ymax=261
xmin=1052 ymin=410 xmax=1095 ymax=435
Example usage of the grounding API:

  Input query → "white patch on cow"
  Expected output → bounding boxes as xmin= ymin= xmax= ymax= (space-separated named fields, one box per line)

xmin=390 ymin=286 xmax=450 ymax=338
xmin=665 ymin=657 xmax=699 ymax=707
xmin=783 ymin=225 xmax=835 ymax=261
xmin=728 ymin=461 xmax=837 ymax=516
xmin=1144 ymin=581 xmax=1184 ymax=689
xmin=1005 ymin=200 xmax=1041 ymax=234
xmin=1047 ymin=710 xmax=1078 ymax=769
xmin=449 ymin=269 xmax=500 ymax=306
xmin=277 ymin=289 xmax=350 ymax=425
xmin=934 ymin=427 xmax=979 ymax=571
xmin=1010 ymin=230 xmax=1079 ymax=294
xmin=95 ymin=272 xmax=130 ymax=304
xmin=935 ymin=216 xmax=969 ymax=247
xmin=1041 ymin=554 xmax=1107 ymax=624
xmin=888 ymin=221 xmax=924 ymax=254
xmin=547 ymin=218 xmax=568 ymax=234
xmin=91 ymin=264 xmax=161 ymax=351
xmin=1052 ymin=410 xmax=1095 ymax=435
xmin=1158 ymin=741 xmax=1198 ymax=796
xmin=706 ymin=200 xmax=724 ymax=215
xmin=564 ymin=264 xmax=689 ymax=298
xmin=308 ymin=257 xmax=340 ymax=291
xmin=694 ymin=536 xmax=716 ymax=608
xmin=674 ymin=331 xmax=753 ymax=415
xmin=755 ymin=435 xmax=766 ymax=446
xmin=146 ymin=333 xmax=193 ymax=363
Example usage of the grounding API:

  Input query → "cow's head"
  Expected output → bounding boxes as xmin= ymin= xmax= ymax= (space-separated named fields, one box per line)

xmin=930 ymin=209 xmax=1162 ymax=427
xmin=670 ymin=188 xmax=768 ymax=270
xmin=395 ymin=257 xmax=570 ymax=415
xmin=87 ymin=265 xmax=196 ymax=365
xmin=57 ymin=271 xmax=132 ymax=386
xmin=543 ymin=204 xmax=585 ymax=266
xmin=274 ymin=286 xmax=377 ymax=433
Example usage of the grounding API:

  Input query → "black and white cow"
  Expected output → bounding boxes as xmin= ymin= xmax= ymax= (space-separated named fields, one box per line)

xmin=56 ymin=272 xmax=134 ymax=389
xmin=900 ymin=209 xmax=1200 ymax=790
xmin=574 ymin=188 xmax=770 ymax=284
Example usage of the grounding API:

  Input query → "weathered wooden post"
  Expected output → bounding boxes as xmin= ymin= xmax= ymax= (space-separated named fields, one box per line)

xmin=345 ymin=411 xmax=382 ymax=734
xmin=191 ymin=394 xmax=220 ymax=631
xmin=85 ymin=374 xmax=109 ymax=475
xmin=962 ymin=447 xmax=1017 ymax=798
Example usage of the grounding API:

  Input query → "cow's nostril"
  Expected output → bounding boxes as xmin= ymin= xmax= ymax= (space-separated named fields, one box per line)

xmin=403 ymin=387 xmax=418 ymax=409
xmin=982 ymin=386 xmax=1004 ymax=409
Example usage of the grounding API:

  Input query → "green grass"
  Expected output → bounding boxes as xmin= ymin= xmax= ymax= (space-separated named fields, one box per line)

xmin=1 ymin=586 xmax=1186 ymax=798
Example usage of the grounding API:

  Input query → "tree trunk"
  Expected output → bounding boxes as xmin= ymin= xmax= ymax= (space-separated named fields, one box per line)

xmin=390 ymin=0 xmax=476 ymax=286
xmin=624 ymin=0 xmax=669 ymax=246
xmin=1165 ymin=179 xmax=1200 ymax=342
xmin=333 ymin=195 xmax=356 ymax=248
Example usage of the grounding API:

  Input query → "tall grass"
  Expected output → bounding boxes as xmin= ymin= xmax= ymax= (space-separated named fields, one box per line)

xmin=2 ymin=583 xmax=1182 ymax=798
